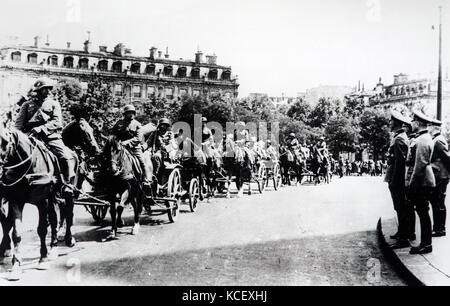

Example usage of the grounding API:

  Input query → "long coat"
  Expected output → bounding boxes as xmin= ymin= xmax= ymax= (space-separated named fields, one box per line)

xmin=406 ymin=130 xmax=435 ymax=189
xmin=431 ymin=133 xmax=450 ymax=180
xmin=384 ymin=129 xmax=409 ymax=188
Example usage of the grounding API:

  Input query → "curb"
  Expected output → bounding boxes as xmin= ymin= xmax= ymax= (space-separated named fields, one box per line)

xmin=377 ymin=217 xmax=425 ymax=286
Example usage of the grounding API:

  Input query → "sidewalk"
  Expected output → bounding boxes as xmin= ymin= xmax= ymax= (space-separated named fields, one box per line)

xmin=378 ymin=216 xmax=450 ymax=286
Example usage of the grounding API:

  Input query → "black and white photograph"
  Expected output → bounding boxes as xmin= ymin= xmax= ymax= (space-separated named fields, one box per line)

xmin=0 ymin=0 xmax=449 ymax=291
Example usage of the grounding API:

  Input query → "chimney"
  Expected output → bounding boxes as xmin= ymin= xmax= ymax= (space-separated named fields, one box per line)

xmin=114 ymin=43 xmax=125 ymax=56
xmin=195 ymin=51 xmax=203 ymax=64
xmin=99 ymin=45 xmax=107 ymax=52
xmin=149 ymin=47 xmax=157 ymax=60
xmin=158 ymin=51 xmax=162 ymax=58
xmin=33 ymin=36 xmax=40 ymax=48
xmin=45 ymin=35 xmax=50 ymax=47
xmin=66 ymin=42 xmax=71 ymax=49
xmin=125 ymin=48 xmax=132 ymax=55
xmin=83 ymin=40 xmax=91 ymax=53
xmin=206 ymin=54 xmax=217 ymax=65
xmin=164 ymin=47 xmax=169 ymax=59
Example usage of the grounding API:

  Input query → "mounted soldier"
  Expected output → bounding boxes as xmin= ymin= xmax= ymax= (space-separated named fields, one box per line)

xmin=111 ymin=104 xmax=152 ymax=186
xmin=146 ymin=118 xmax=177 ymax=179
xmin=14 ymin=77 xmax=75 ymax=193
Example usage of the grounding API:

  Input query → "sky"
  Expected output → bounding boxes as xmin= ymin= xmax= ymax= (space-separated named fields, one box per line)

xmin=0 ymin=0 xmax=448 ymax=97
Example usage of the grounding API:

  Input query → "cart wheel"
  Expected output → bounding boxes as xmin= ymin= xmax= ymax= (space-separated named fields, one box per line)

xmin=273 ymin=163 xmax=282 ymax=191
xmin=257 ymin=164 xmax=267 ymax=193
xmin=188 ymin=178 xmax=199 ymax=212
xmin=91 ymin=205 xmax=109 ymax=223
xmin=167 ymin=169 xmax=181 ymax=223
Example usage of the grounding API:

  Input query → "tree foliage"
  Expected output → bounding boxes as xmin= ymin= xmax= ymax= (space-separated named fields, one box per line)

xmin=359 ymin=108 xmax=390 ymax=161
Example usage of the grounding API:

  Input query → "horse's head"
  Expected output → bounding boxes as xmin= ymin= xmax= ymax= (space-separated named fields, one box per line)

xmin=76 ymin=118 xmax=101 ymax=155
xmin=102 ymin=136 xmax=125 ymax=177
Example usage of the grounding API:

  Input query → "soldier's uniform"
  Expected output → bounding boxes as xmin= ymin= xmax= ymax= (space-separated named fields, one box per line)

xmin=385 ymin=111 xmax=413 ymax=245
xmin=407 ymin=110 xmax=436 ymax=254
xmin=112 ymin=105 xmax=152 ymax=182
xmin=147 ymin=118 xmax=177 ymax=178
xmin=14 ymin=78 xmax=74 ymax=185
xmin=430 ymin=119 xmax=450 ymax=237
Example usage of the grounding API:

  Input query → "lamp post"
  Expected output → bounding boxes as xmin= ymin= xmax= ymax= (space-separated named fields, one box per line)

xmin=437 ymin=5 xmax=443 ymax=120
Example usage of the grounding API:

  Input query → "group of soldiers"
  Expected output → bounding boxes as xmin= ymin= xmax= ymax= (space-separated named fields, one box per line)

xmin=385 ymin=109 xmax=449 ymax=255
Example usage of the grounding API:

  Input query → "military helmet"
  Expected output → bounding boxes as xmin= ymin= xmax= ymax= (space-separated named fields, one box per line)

xmin=288 ymin=133 xmax=296 ymax=138
xmin=123 ymin=104 xmax=136 ymax=114
xmin=158 ymin=118 xmax=171 ymax=126
xmin=33 ymin=77 xmax=55 ymax=92
xmin=201 ymin=117 xmax=208 ymax=123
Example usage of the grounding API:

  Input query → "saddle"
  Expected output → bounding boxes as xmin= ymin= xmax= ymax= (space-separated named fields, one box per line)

xmin=26 ymin=138 xmax=60 ymax=186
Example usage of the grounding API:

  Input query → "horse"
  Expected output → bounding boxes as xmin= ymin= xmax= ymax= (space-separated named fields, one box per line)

xmin=279 ymin=146 xmax=302 ymax=186
xmin=99 ymin=136 xmax=143 ymax=239
xmin=0 ymin=128 xmax=75 ymax=279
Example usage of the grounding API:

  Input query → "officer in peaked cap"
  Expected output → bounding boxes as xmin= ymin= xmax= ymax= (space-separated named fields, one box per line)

xmin=429 ymin=118 xmax=450 ymax=237
xmin=406 ymin=109 xmax=436 ymax=254
xmin=386 ymin=110 xmax=414 ymax=248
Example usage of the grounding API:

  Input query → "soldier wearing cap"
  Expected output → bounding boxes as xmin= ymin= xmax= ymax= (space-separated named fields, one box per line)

xmin=385 ymin=111 xmax=414 ymax=248
xmin=429 ymin=119 xmax=450 ymax=237
xmin=201 ymin=117 xmax=215 ymax=158
xmin=406 ymin=110 xmax=436 ymax=254
xmin=112 ymin=104 xmax=152 ymax=184
xmin=14 ymin=77 xmax=75 ymax=191
xmin=147 ymin=118 xmax=177 ymax=178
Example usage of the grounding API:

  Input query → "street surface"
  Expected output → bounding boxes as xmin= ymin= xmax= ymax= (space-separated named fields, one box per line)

xmin=0 ymin=176 xmax=407 ymax=285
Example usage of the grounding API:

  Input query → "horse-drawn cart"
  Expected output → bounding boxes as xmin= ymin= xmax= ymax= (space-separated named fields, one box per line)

xmin=263 ymin=159 xmax=282 ymax=190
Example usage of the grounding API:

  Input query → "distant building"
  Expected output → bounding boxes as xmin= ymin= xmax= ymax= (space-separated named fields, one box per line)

xmin=0 ymin=37 xmax=239 ymax=109
xmin=304 ymin=85 xmax=353 ymax=106
xmin=369 ymin=73 xmax=450 ymax=121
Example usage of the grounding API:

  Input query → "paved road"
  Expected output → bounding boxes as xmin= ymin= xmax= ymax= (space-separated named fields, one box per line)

xmin=0 ymin=176 xmax=407 ymax=285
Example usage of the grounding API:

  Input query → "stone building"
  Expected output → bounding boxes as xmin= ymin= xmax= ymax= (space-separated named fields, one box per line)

xmin=369 ymin=73 xmax=450 ymax=121
xmin=0 ymin=38 xmax=239 ymax=109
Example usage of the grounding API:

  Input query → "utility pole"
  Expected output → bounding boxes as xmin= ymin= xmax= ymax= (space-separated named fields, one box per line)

xmin=437 ymin=5 xmax=443 ymax=120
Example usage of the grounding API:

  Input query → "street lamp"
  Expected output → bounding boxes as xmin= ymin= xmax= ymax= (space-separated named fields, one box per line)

xmin=437 ymin=5 xmax=443 ymax=120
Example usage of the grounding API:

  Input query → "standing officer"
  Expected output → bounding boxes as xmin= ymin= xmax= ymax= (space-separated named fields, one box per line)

xmin=14 ymin=77 xmax=74 ymax=193
xmin=112 ymin=104 xmax=152 ymax=185
xmin=406 ymin=110 xmax=436 ymax=255
xmin=385 ymin=111 xmax=412 ymax=248
xmin=429 ymin=119 xmax=450 ymax=237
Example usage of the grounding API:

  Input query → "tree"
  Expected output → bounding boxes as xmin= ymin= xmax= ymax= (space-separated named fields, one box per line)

xmin=343 ymin=96 xmax=366 ymax=119
xmin=324 ymin=115 xmax=360 ymax=157
xmin=287 ymin=98 xmax=311 ymax=123
xmin=53 ymin=78 xmax=83 ymax=125
xmin=308 ymin=98 xmax=342 ymax=128
xmin=359 ymin=108 xmax=390 ymax=161
xmin=176 ymin=95 xmax=233 ymax=127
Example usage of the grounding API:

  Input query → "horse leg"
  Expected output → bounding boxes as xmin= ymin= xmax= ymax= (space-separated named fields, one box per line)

xmin=107 ymin=193 xmax=118 ymax=240
xmin=8 ymin=202 xmax=24 ymax=280
xmin=63 ymin=191 xmax=76 ymax=247
xmin=48 ymin=196 xmax=59 ymax=260
xmin=36 ymin=201 xmax=52 ymax=270
xmin=117 ymin=188 xmax=128 ymax=228
xmin=0 ymin=199 xmax=12 ymax=260
xmin=131 ymin=184 xmax=141 ymax=235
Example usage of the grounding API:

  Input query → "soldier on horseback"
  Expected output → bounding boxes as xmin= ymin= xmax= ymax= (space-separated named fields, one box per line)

xmin=14 ymin=77 xmax=74 ymax=193
xmin=111 ymin=104 xmax=152 ymax=186
xmin=147 ymin=118 xmax=177 ymax=179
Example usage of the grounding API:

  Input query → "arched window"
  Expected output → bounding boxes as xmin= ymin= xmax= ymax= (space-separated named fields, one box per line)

xmin=191 ymin=67 xmax=200 ymax=79
xmin=130 ymin=63 xmax=141 ymax=74
xmin=221 ymin=70 xmax=231 ymax=80
xmin=27 ymin=53 xmax=38 ymax=64
xmin=98 ymin=60 xmax=108 ymax=71
xmin=79 ymin=58 xmax=89 ymax=69
xmin=63 ymin=56 xmax=74 ymax=68
xmin=208 ymin=69 xmax=218 ymax=80
xmin=163 ymin=65 xmax=173 ymax=77
xmin=11 ymin=51 xmax=21 ymax=62
xmin=112 ymin=61 xmax=122 ymax=73
xmin=48 ymin=55 xmax=58 ymax=66
xmin=177 ymin=66 xmax=187 ymax=78
xmin=145 ymin=64 xmax=155 ymax=75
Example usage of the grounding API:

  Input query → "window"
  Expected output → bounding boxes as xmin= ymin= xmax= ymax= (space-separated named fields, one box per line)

xmin=79 ymin=58 xmax=89 ymax=69
xmin=11 ymin=51 xmax=21 ymax=62
xmin=133 ymin=85 xmax=142 ymax=98
xmin=191 ymin=68 xmax=200 ymax=79
xmin=27 ymin=53 xmax=38 ymax=64
xmin=163 ymin=65 xmax=173 ymax=77
xmin=48 ymin=55 xmax=58 ymax=66
xmin=130 ymin=63 xmax=141 ymax=74
xmin=63 ymin=57 xmax=74 ymax=68
xmin=179 ymin=88 xmax=187 ymax=96
xmin=98 ymin=60 xmax=108 ymax=71
xmin=112 ymin=61 xmax=122 ymax=73
xmin=114 ymin=84 xmax=123 ymax=96
xmin=147 ymin=86 xmax=155 ymax=98
xmin=193 ymin=89 xmax=200 ymax=97
xmin=208 ymin=69 xmax=218 ymax=80
xmin=145 ymin=64 xmax=155 ymax=75
xmin=221 ymin=70 xmax=231 ymax=80
xmin=165 ymin=87 xmax=173 ymax=99
xmin=177 ymin=67 xmax=187 ymax=78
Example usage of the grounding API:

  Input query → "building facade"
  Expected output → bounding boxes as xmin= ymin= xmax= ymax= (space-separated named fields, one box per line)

xmin=304 ymin=85 xmax=353 ymax=106
xmin=0 ymin=39 xmax=239 ymax=109
xmin=368 ymin=73 xmax=450 ymax=121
